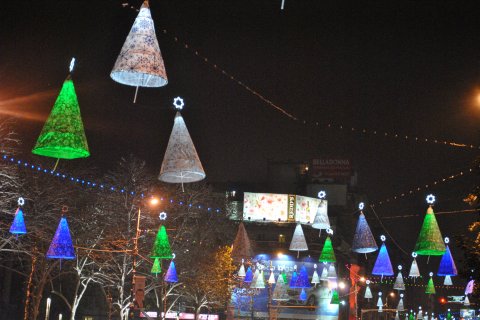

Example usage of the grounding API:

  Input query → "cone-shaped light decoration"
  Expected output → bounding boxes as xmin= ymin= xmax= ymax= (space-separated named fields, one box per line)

xmin=352 ymin=211 xmax=378 ymax=254
xmin=372 ymin=235 xmax=394 ymax=277
xmin=46 ymin=212 xmax=75 ymax=260
xmin=111 ymin=1 xmax=168 ymax=88
xmin=151 ymin=258 xmax=161 ymax=274
xmin=159 ymin=98 xmax=205 ymax=184
xmin=289 ymin=266 xmax=299 ymax=288
xmin=296 ymin=265 xmax=312 ymax=288
xmin=409 ymin=252 xmax=421 ymax=278
xmin=268 ymin=270 xmax=276 ymax=284
xmin=231 ymin=223 xmax=253 ymax=263
xmin=311 ymin=264 xmax=320 ymax=284
xmin=251 ymin=270 xmax=265 ymax=289
xmin=465 ymin=280 xmax=474 ymax=295
xmin=312 ymin=195 xmax=330 ymax=230
xmin=10 ymin=198 xmax=27 ymax=235
xmin=272 ymin=273 xmax=289 ymax=301
xmin=319 ymin=230 xmax=336 ymax=263
xmin=377 ymin=292 xmax=383 ymax=312
xmin=437 ymin=238 xmax=457 ymax=276
xmin=446 ymin=310 xmax=452 ymax=320
xmin=281 ymin=272 xmax=287 ymax=283
xmin=464 ymin=295 xmax=470 ymax=306
xmin=289 ymin=224 xmax=308 ymax=257
xmin=397 ymin=293 xmax=405 ymax=311
xmin=330 ymin=290 xmax=340 ymax=304
xmin=417 ymin=308 xmax=423 ymax=320
xmin=299 ymin=288 xmax=307 ymax=301
xmin=327 ymin=264 xmax=337 ymax=279
xmin=394 ymin=265 xmax=406 ymax=291
xmin=425 ymin=272 xmax=436 ymax=294
xmin=33 ymin=61 xmax=89 ymax=159
xmin=364 ymin=280 xmax=373 ymax=299
xmin=320 ymin=263 xmax=328 ymax=280
xmin=444 ymin=275 xmax=453 ymax=286
xmin=395 ymin=312 xmax=400 ymax=320
xmin=414 ymin=195 xmax=445 ymax=256
xmin=238 ymin=260 xmax=246 ymax=277
xmin=151 ymin=225 xmax=173 ymax=259
xmin=164 ymin=260 xmax=178 ymax=283
xmin=244 ymin=267 xmax=253 ymax=283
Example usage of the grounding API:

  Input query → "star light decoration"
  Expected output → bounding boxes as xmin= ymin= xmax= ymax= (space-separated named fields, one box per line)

xmin=173 ymin=96 xmax=184 ymax=110
xmin=359 ymin=202 xmax=365 ymax=210
xmin=159 ymin=212 xmax=167 ymax=220
xmin=426 ymin=194 xmax=436 ymax=204
xmin=318 ymin=191 xmax=326 ymax=199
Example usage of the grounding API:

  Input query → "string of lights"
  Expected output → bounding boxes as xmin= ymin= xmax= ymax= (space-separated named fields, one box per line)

xmin=380 ymin=209 xmax=479 ymax=220
xmin=1 ymin=153 xmax=223 ymax=214
xmin=370 ymin=166 xmax=477 ymax=207
xmin=155 ymin=27 xmax=480 ymax=151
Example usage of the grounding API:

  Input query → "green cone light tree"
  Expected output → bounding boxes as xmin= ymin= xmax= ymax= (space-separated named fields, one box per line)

xmin=319 ymin=229 xmax=336 ymax=263
xmin=425 ymin=272 xmax=436 ymax=295
xmin=414 ymin=195 xmax=445 ymax=256
xmin=151 ymin=225 xmax=173 ymax=259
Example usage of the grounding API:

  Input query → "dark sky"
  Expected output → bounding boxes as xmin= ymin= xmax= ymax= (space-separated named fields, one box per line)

xmin=0 ymin=0 xmax=479 ymax=248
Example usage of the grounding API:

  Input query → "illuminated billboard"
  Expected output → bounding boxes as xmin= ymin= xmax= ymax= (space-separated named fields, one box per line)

xmin=243 ymin=192 xmax=328 ymax=224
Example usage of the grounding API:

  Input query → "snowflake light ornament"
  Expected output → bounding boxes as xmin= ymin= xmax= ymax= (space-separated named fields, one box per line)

xmin=318 ymin=191 xmax=327 ymax=199
xmin=426 ymin=194 xmax=436 ymax=204
xmin=18 ymin=197 xmax=25 ymax=206
xmin=173 ymin=96 xmax=184 ymax=110
xmin=359 ymin=202 xmax=365 ymax=210
xmin=159 ymin=212 xmax=167 ymax=220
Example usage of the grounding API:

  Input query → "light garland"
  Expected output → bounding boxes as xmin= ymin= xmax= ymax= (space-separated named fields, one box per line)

xmin=2 ymin=154 xmax=222 ymax=213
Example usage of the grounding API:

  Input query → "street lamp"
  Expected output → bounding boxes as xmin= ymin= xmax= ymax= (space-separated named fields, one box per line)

xmin=132 ymin=197 xmax=160 ymax=317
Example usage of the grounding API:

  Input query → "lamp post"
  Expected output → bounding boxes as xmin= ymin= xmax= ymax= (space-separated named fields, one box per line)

xmin=131 ymin=197 xmax=160 ymax=319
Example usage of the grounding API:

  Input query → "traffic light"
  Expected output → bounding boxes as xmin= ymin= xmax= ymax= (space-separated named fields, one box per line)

xmin=133 ymin=275 xmax=146 ymax=309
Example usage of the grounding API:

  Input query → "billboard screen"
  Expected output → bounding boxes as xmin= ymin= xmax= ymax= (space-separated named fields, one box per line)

xmin=243 ymin=192 xmax=328 ymax=224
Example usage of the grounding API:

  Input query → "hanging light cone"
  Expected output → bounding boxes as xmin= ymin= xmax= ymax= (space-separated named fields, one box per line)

xmin=364 ymin=280 xmax=373 ymax=299
xmin=151 ymin=257 xmax=161 ymax=274
xmin=231 ymin=223 xmax=253 ymax=263
xmin=397 ymin=293 xmax=405 ymax=311
xmin=377 ymin=293 xmax=383 ymax=312
xmin=465 ymin=279 xmax=474 ymax=295
xmin=110 ymin=1 xmax=168 ymax=88
xmin=372 ymin=236 xmax=394 ymax=277
xmin=464 ymin=295 xmax=470 ymax=306
xmin=281 ymin=272 xmax=287 ymax=283
xmin=32 ymin=74 xmax=89 ymax=159
xmin=272 ymin=274 xmax=289 ymax=301
xmin=289 ymin=269 xmax=299 ymax=288
xmin=446 ymin=310 xmax=452 ymax=320
xmin=151 ymin=225 xmax=173 ymax=259
xmin=319 ymin=236 xmax=336 ymax=263
xmin=394 ymin=266 xmax=406 ymax=291
xmin=164 ymin=260 xmax=178 ymax=283
xmin=417 ymin=309 xmax=424 ymax=320
xmin=330 ymin=290 xmax=340 ymax=304
xmin=10 ymin=207 xmax=27 ymax=235
xmin=437 ymin=238 xmax=457 ymax=276
xmin=238 ymin=261 xmax=246 ymax=277
xmin=244 ymin=267 xmax=253 ymax=283
xmin=352 ymin=212 xmax=378 ymax=254
xmin=296 ymin=266 xmax=312 ymax=288
xmin=299 ymin=288 xmax=307 ymax=301
xmin=46 ymin=216 xmax=75 ymax=260
xmin=327 ymin=264 xmax=337 ymax=279
xmin=251 ymin=270 xmax=265 ymax=289
xmin=320 ymin=264 xmax=329 ymax=280
xmin=268 ymin=271 xmax=276 ymax=284
xmin=395 ymin=312 xmax=400 ymax=320
xmin=311 ymin=265 xmax=320 ymax=284
xmin=289 ymin=224 xmax=308 ymax=256
xmin=311 ymin=200 xmax=330 ymax=230
xmin=414 ymin=205 xmax=445 ymax=256
xmin=425 ymin=273 xmax=436 ymax=294
xmin=409 ymin=253 xmax=421 ymax=278
xmin=443 ymin=275 xmax=453 ymax=286
xmin=159 ymin=102 xmax=205 ymax=184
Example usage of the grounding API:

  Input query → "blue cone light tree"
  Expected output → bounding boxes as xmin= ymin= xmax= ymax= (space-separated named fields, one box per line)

xmin=244 ymin=267 xmax=253 ymax=283
xmin=295 ymin=265 xmax=312 ymax=288
xmin=10 ymin=197 xmax=27 ymax=236
xmin=289 ymin=266 xmax=299 ymax=288
xmin=164 ymin=260 xmax=178 ymax=283
xmin=46 ymin=209 xmax=75 ymax=260
xmin=372 ymin=235 xmax=394 ymax=280
xmin=299 ymin=288 xmax=307 ymax=301
xmin=437 ymin=237 xmax=457 ymax=276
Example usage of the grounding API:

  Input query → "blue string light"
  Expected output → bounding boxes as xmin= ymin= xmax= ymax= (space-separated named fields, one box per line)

xmin=2 ymin=153 xmax=223 ymax=213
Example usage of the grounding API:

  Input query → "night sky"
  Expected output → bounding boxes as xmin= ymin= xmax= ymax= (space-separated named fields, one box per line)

xmin=1 ymin=1 xmax=479 ymax=257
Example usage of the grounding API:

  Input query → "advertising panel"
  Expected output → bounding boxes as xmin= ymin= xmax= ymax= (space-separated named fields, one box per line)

xmin=243 ymin=192 xmax=328 ymax=224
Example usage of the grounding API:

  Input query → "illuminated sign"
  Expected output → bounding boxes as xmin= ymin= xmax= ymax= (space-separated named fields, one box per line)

xmin=243 ymin=192 xmax=328 ymax=224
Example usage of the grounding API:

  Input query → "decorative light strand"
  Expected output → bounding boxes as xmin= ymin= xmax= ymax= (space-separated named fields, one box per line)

xmin=370 ymin=167 xmax=477 ymax=207
xmin=1 ymin=154 xmax=222 ymax=213
xmin=148 ymin=23 xmax=480 ymax=151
